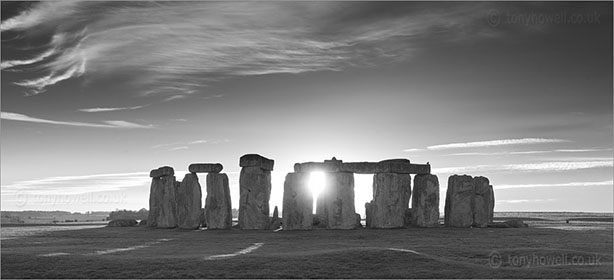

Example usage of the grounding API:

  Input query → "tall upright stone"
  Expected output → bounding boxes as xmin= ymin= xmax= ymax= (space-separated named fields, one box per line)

xmin=239 ymin=154 xmax=274 ymax=230
xmin=472 ymin=177 xmax=492 ymax=228
xmin=321 ymin=172 xmax=356 ymax=229
xmin=412 ymin=174 xmax=440 ymax=227
xmin=369 ymin=173 xmax=411 ymax=228
xmin=147 ymin=177 xmax=163 ymax=227
xmin=444 ymin=175 xmax=475 ymax=227
xmin=176 ymin=173 xmax=202 ymax=229
xmin=157 ymin=175 xmax=178 ymax=228
xmin=205 ymin=173 xmax=232 ymax=229
xmin=488 ymin=185 xmax=495 ymax=223
xmin=282 ymin=172 xmax=313 ymax=230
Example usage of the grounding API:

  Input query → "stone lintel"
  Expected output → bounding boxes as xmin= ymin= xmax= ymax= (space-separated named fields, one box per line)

xmin=149 ymin=166 xmax=175 ymax=178
xmin=188 ymin=163 xmax=223 ymax=173
xmin=239 ymin=154 xmax=274 ymax=171
xmin=294 ymin=159 xmax=431 ymax=175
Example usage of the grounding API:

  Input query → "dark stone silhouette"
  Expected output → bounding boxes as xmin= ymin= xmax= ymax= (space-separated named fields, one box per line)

xmin=239 ymin=154 xmax=274 ymax=230
xmin=412 ymin=174 xmax=440 ymax=227
xmin=282 ymin=172 xmax=313 ymax=230
xmin=177 ymin=173 xmax=202 ymax=229
xmin=205 ymin=173 xmax=232 ymax=229
xmin=321 ymin=172 xmax=356 ymax=229
xmin=444 ymin=175 xmax=474 ymax=227
xmin=189 ymin=163 xmax=223 ymax=173
xmin=472 ymin=176 xmax=492 ymax=228
xmin=149 ymin=166 xmax=174 ymax=178
xmin=369 ymin=173 xmax=411 ymax=228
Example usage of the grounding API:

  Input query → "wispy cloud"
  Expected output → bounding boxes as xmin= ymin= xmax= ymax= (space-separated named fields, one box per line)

xmin=498 ymin=199 xmax=557 ymax=204
xmin=496 ymin=180 xmax=613 ymax=190
xmin=427 ymin=138 xmax=570 ymax=151
xmin=432 ymin=160 xmax=613 ymax=174
xmin=1 ymin=172 xmax=150 ymax=195
xmin=1 ymin=2 xmax=501 ymax=96
xmin=402 ymin=148 xmax=425 ymax=152
xmin=152 ymin=138 xmax=229 ymax=151
xmin=78 ymin=105 xmax=148 ymax=113
xmin=1 ymin=111 xmax=154 ymax=129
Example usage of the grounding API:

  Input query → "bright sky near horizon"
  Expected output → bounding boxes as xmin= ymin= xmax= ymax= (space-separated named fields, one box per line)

xmin=1 ymin=1 xmax=612 ymax=214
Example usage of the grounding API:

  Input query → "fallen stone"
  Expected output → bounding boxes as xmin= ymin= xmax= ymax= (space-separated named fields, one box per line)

xmin=444 ymin=175 xmax=474 ymax=228
xmin=239 ymin=166 xmax=272 ymax=229
xmin=282 ymin=172 xmax=313 ymax=230
xmin=412 ymin=174 xmax=440 ymax=227
xmin=108 ymin=219 xmax=138 ymax=227
xmin=149 ymin=166 xmax=174 ymax=178
xmin=176 ymin=173 xmax=202 ymax=229
xmin=188 ymin=163 xmax=223 ymax=173
xmin=321 ymin=172 xmax=356 ymax=229
xmin=205 ymin=173 xmax=232 ymax=229
xmin=239 ymin=154 xmax=274 ymax=171
xmin=157 ymin=175 xmax=178 ymax=228
xmin=368 ymin=173 xmax=411 ymax=228
xmin=472 ymin=176 xmax=491 ymax=228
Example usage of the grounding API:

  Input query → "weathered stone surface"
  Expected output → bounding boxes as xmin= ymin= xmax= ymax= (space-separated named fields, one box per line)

xmin=240 ymin=154 xmax=274 ymax=171
xmin=404 ymin=208 xmax=412 ymax=226
xmin=108 ymin=219 xmax=137 ymax=227
xmin=188 ymin=163 xmax=223 ymax=173
xmin=408 ymin=164 xmax=431 ymax=175
xmin=341 ymin=162 xmax=379 ymax=174
xmin=368 ymin=173 xmax=411 ymax=228
xmin=412 ymin=174 xmax=440 ymax=227
xmin=282 ymin=172 xmax=313 ymax=230
xmin=312 ymin=214 xmax=326 ymax=228
xmin=239 ymin=166 xmax=272 ymax=229
xmin=205 ymin=173 xmax=232 ymax=229
xmin=149 ymin=166 xmax=174 ymax=178
xmin=294 ymin=162 xmax=342 ymax=173
xmin=472 ymin=176 xmax=491 ymax=228
xmin=176 ymin=173 xmax=202 ymax=229
xmin=377 ymin=159 xmax=411 ymax=173
xmin=320 ymin=172 xmax=356 ymax=229
xmin=147 ymin=177 xmax=163 ymax=227
xmin=157 ymin=175 xmax=178 ymax=228
xmin=444 ymin=175 xmax=474 ymax=227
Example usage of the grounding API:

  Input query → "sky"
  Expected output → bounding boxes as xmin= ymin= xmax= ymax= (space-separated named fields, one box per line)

xmin=1 ymin=1 xmax=612 ymax=214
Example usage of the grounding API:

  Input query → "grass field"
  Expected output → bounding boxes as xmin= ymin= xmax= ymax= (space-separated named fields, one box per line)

xmin=1 ymin=222 xmax=612 ymax=279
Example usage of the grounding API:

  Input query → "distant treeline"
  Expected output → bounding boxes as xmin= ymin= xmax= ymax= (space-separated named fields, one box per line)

xmin=108 ymin=209 xmax=149 ymax=221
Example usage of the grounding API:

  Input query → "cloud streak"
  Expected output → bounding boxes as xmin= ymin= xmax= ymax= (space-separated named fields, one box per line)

xmin=427 ymin=138 xmax=570 ymax=150
xmin=1 ymin=111 xmax=154 ymax=129
xmin=1 ymin=2 xmax=500 ymax=96
xmin=432 ymin=160 xmax=613 ymax=174
xmin=1 ymin=172 xmax=150 ymax=195
xmin=77 ymin=105 xmax=148 ymax=113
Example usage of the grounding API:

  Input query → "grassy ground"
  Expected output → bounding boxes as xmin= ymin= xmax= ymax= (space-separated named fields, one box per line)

xmin=2 ymin=223 xmax=612 ymax=279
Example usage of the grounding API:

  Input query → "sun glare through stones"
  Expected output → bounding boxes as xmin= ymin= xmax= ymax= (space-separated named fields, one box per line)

xmin=309 ymin=171 xmax=326 ymax=214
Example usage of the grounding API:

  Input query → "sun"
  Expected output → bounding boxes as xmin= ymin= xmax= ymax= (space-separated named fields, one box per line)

xmin=308 ymin=171 xmax=326 ymax=213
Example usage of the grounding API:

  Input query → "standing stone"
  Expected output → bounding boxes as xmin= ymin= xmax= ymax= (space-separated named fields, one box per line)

xmin=472 ymin=177 xmax=492 ymax=228
xmin=147 ymin=177 xmax=163 ymax=227
xmin=239 ymin=165 xmax=272 ymax=230
xmin=283 ymin=172 xmax=313 ymax=230
xmin=365 ymin=202 xmax=373 ymax=228
xmin=176 ymin=173 xmax=202 ymax=229
xmin=369 ymin=173 xmax=411 ymax=228
xmin=444 ymin=175 xmax=474 ymax=227
xmin=205 ymin=173 xmax=232 ymax=229
xmin=157 ymin=175 xmax=178 ymax=228
xmin=412 ymin=174 xmax=440 ymax=227
xmin=271 ymin=206 xmax=282 ymax=229
xmin=321 ymin=172 xmax=356 ymax=229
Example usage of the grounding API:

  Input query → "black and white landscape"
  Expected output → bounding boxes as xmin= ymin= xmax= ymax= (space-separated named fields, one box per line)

xmin=1 ymin=1 xmax=612 ymax=279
